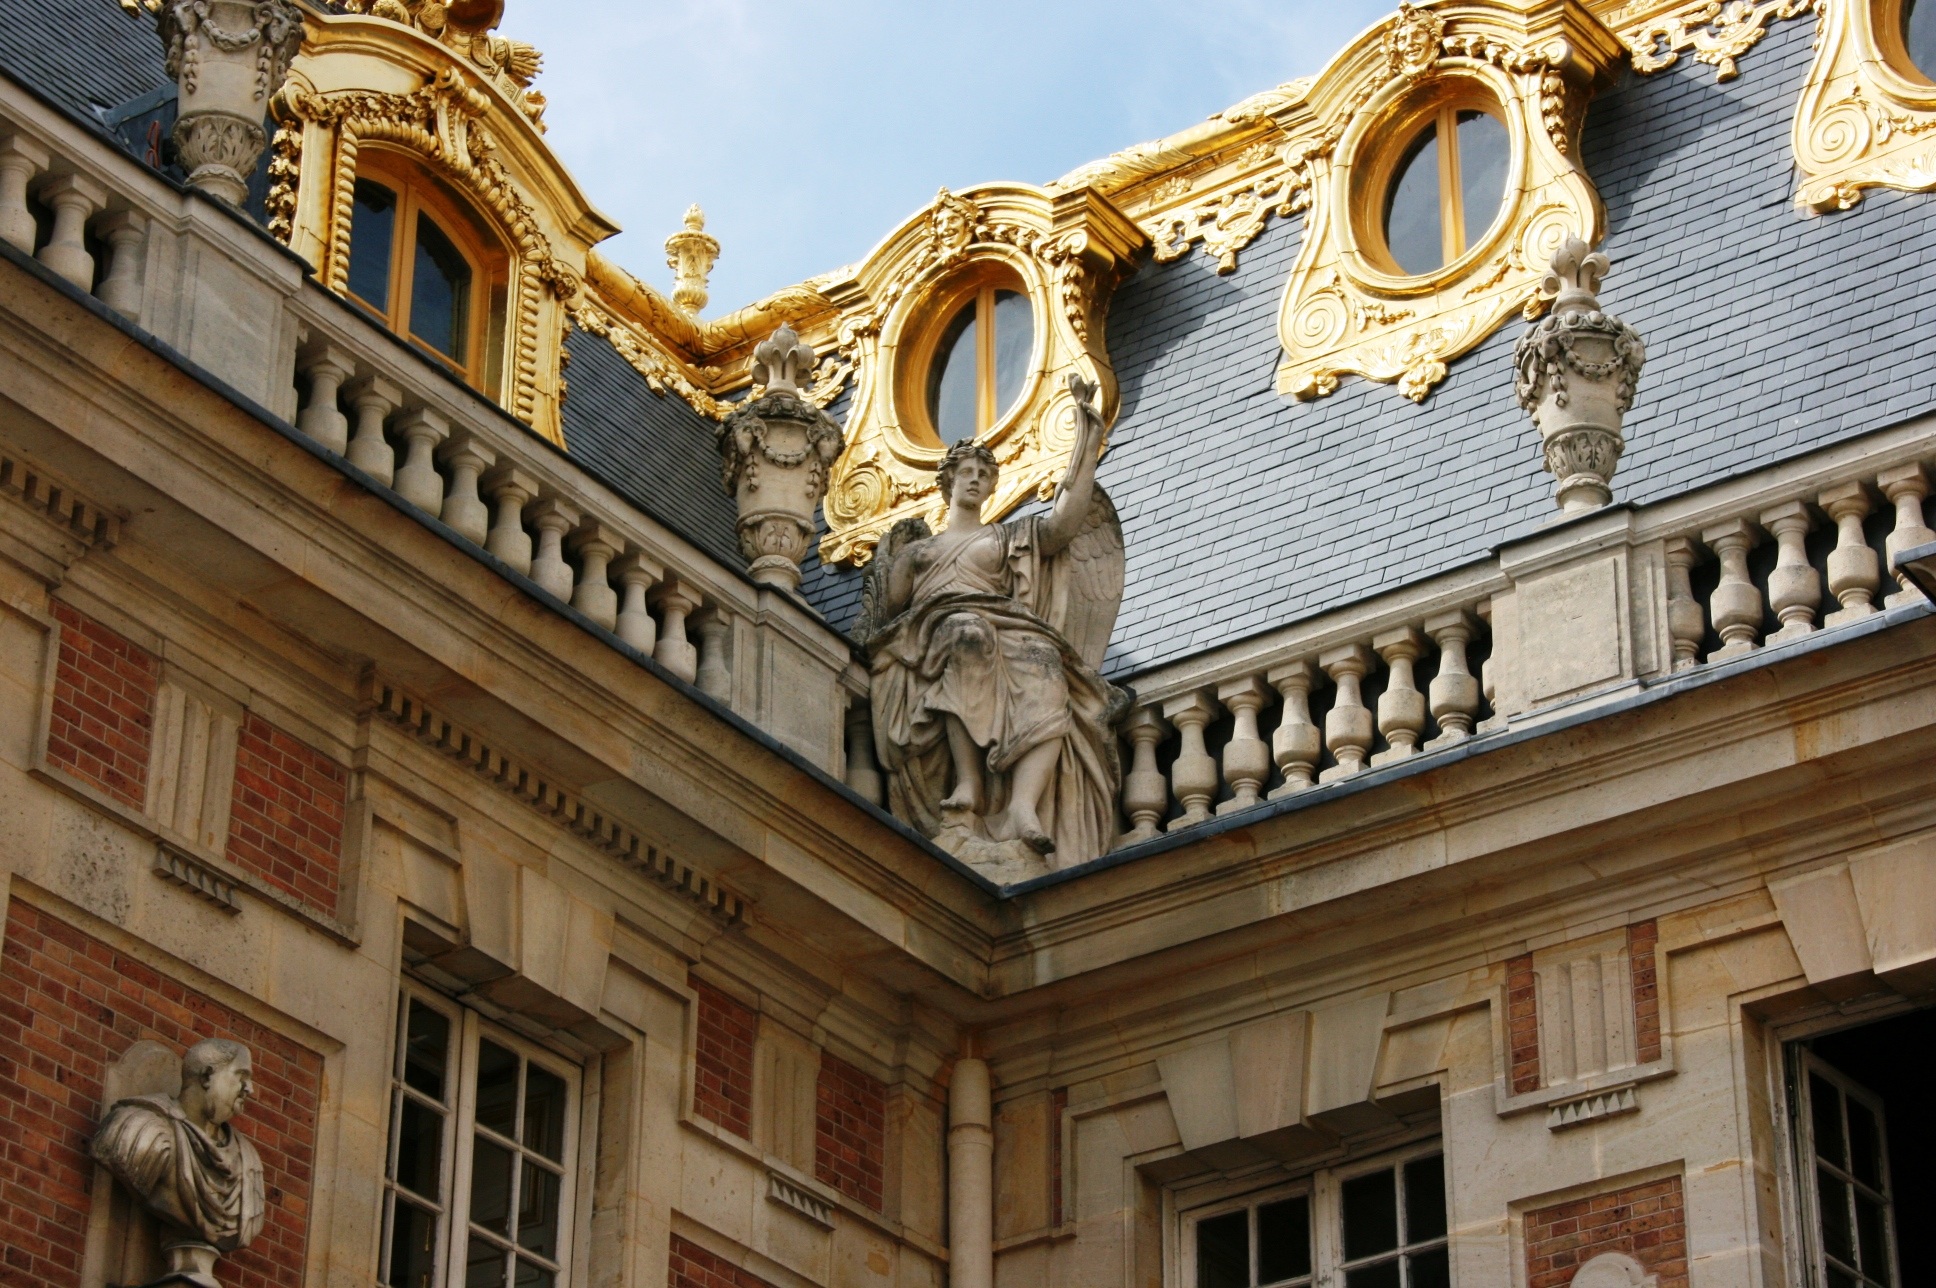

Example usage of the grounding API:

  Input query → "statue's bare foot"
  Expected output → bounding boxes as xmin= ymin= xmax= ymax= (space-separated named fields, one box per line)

xmin=1022 ymin=827 xmax=1055 ymax=855
xmin=940 ymin=786 xmax=981 ymax=812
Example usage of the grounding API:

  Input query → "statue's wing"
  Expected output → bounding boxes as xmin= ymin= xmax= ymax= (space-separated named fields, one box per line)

xmin=1052 ymin=485 xmax=1125 ymax=672
xmin=855 ymin=516 xmax=932 ymax=647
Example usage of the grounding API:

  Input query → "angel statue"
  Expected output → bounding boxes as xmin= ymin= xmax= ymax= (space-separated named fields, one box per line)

xmin=858 ymin=374 xmax=1128 ymax=872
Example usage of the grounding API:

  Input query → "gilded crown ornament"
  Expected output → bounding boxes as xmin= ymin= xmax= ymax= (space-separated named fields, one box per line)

xmin=1513 ymin=235 xmax=1646 ymax=514
xmin=718 ymin=326 xmax=845 ymax=591
xmin=665 ymin=204 xmax=720 ymax=316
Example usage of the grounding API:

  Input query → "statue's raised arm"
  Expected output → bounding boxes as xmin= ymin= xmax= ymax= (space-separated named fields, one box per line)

xmin=1038 ymin=374 xmax=1108 ymax=558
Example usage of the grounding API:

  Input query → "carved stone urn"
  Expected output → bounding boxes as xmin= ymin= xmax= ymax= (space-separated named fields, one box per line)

xmin=1513 ymin=235 xmax=1646 ymax=514
xmin=156 ymin=1 xmax=306 ymax=205
xmin=717 ymin=326 xmax=844 ymax=591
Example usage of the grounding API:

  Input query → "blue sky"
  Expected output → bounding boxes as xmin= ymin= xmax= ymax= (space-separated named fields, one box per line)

xmin=501 ymin=0 xmax=1393 ymax=315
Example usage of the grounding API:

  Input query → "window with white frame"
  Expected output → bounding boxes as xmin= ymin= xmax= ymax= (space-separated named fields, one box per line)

xmin=380 ymin=985 xmax=580 ymax=1288
xmin=1796 ymin=1051 xmax=1897 ymax=1288
xmin=1182 ymin=1143 xmax=1448 ymax=1288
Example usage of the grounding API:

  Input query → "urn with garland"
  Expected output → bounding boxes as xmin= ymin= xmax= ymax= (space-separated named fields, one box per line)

xmin=717 ymin=326 xmax=845 ymax=591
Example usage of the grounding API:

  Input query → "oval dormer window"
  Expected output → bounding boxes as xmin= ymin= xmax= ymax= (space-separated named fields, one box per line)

xmin=1900 ymin=0 xmax=1936 ymax=80
xmin=920 ymin=269 xmax=1034 ymax=445
xmin=1378 ymin=105 xmax=1511 ymax=277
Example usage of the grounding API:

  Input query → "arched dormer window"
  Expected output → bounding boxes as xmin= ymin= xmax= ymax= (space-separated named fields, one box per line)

xmin=345 ymin=153 xmax=510 ymax=397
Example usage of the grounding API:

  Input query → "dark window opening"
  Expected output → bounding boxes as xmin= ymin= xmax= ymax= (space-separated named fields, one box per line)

xmin=410 ymin=212 xmax=472 ymax=364
xmin=349 ymin=178 xmax=398 ymax=314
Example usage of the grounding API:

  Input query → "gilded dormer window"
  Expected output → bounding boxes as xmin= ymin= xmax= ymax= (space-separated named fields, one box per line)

xmin=913 ymin=265 xmax=1037 ymax=446
xmin=1374 ymin=103 xmax=1510 ymax=276
xmin=1887 ymin=0 xmax=1936 ymax=81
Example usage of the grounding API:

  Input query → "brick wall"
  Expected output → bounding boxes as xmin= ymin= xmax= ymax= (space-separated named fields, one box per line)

xmin=0 ymin=901 xmax=322 ymax=1288
xmin=1525 ymin=1174 xmax=1688 ymax=1288
xmin=691 ymin=982 xmax=755 ymax=1139
xmin=1629 ymin=919 xmax=1661 ymax=1064
xmin=1507 ymin=951 xmax=1541 ymax=1094
xmin=668 ymin=1234 xmax=778 ymax=1288
xmin=46 ymin=602 xmax=157 ymax=810
xmin=225 ymin=714 xmax=347 ymax=918
xmin=815 ymin=1052 xmax=885 ymax=1212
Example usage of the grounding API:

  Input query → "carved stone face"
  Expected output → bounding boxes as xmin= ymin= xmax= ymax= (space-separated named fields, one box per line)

xmin=203 ymin=1051 xmax=254 ymax=1127
xmin=947 ymin=454 xmax=996 ymax=511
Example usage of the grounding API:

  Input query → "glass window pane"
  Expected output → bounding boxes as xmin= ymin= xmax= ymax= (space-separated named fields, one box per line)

xmin=1382 ymin=125 xmax=1442 ymax=275
xmin=1258 ymin=1195 xmax=1311 ymax=1284
xmin=470 ymin=1135 xmax=515 ymax=1236
xmin=393 ymin=1096 xmax=444 ymax=1200
xmin=1907 ymin=0 xmax=1936 ymax=81
xmin=1855 ymin=1192 xmax=1890 ymax=1283
xmin=1828 ymin=1267 xmax=1860 ymax=1288
xmin=1343 ymin=1168 xmax=1401 ymax=1261
xmin=1454 ymin=111 xmax=1510 ymax=254
xmin=513 ymin=1259 xmax=555 ymax=1288
xmin=1345 ymin=1261 xmax=1402 ymax=1288
xmin=926 ymin=302 xmax=979 ymax=444
xmin=475 ymin=1041 xmax=520 ymax=1139
xmin=1408 ymin=1246 xmax=1451 ymax=1288
xmin=465 ymin=1235 xmax=510 ymax=1288
xmin=348 ymin=179 xmax=397 ymax=313
xmin=523 ymin=1065 xmax=568 ymax=1163
xmin=1404 ymin=1155 xmax=1448 ymax=1244
xmin=1820 ymin=1166 xmax=1856 ymax=1264
xmin=517 ymin=1160 xmax=562 ymax=1259
xmin=404 ymin=999 xmax=450 ymax=1101
xmin=1195 ymin=1209 xmax=1249 ymax=1288
xmin=385 ymin=1196 xmax=440 ymax=1288
xmin=991 ymin=290 xmax=1033 ymax=423
xmin=1813 ymin=1074 xmax=1847 ymax=1168
xmin=1847 ymin=1098 xmax=1884 ymax=1190
xmin=411 ymin=213 xmax=472 ymax=363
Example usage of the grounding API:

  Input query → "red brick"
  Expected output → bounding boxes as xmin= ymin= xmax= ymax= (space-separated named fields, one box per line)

xmin=815 ymin=1051 xmax=885 ymax=1212
xmin=1525 ymin=1174 xmax=1688 ymax=1288
xmin=46 ymin=604 xmax=157 ymax=811
xmin=1508 ymin=952 xmax=1541 ymax=1093
xmin=668 ymin=1234 xmax=779 ymax=1288
xmin=225 ymin=715 xmax=346 ymax=918
xmin=691 ymin=982 xmax=755 ymax=1140
xmin=0 ymin=902 xmax=322 ymax=1288
xmin=1629 ymin=920 xmax=1661 ymax=1064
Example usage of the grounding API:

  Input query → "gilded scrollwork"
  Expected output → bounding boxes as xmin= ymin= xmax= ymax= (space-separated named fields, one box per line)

xmin=1271 ymin=0 xmax=1623 ymax=404
xmin=1791 ymin=0 xmax=1936 ymax=212
xmin=815 ymin=184 xmax=1145 ymax=566
xmin=336 ymin=0 xmax=549 ymax=128
xmin=1625 ymin=0 xmax=1815 ymax=81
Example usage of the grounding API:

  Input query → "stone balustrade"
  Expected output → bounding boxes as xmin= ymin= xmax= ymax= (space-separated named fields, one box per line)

xmin=0 ymin=77 xmax=858 ymax=776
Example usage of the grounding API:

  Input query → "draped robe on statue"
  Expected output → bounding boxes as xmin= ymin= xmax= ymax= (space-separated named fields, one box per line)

xmin=92 ymin=1093 xmax=266 ymax=1250
xmin=868 ymin=500 xmax=1124 ymax=867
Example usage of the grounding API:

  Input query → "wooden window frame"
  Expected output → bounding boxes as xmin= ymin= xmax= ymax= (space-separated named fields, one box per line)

xmin=347 ymin=151 xmax=509 ymax=395
xmin=900 ymin=261 xmax=1034 ymax=447
xmin=1361 ymin=88 xmax=1510 ymax=279
xmin=1794 ymin=1049 xmax=1899 ymax=1288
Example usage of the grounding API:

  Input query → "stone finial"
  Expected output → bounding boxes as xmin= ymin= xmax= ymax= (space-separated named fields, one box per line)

xmin=718 ymin=328 xmax=845 ymax=591
xmin=155 ymin=0 xmax=305 ymax=205
xmin=664 ymin=204 xmax=720 ymax=316
xmin=1513 ymin=235 xmax=1646 ymax=514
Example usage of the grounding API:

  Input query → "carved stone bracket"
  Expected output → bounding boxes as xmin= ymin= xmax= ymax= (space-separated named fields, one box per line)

xmin=815 ymin=183 xmax=1145 ymax=566
xmin=1791 ymin=0 xmax=1936 ymax=211
xmin=1269 ymin=0 xmax=1625 ymax=404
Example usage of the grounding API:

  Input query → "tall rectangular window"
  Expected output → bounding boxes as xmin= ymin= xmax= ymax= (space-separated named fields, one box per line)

xmin=1183 ymin=1144 xmax=1446 ymax=1288
xmin=381 ymin=986 xmax=581 ymax=1288
xmin=1797 ymin=1052 xmax=1896 ymax=1288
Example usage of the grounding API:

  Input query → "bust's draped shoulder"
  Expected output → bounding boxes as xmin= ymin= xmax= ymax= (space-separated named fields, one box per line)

xmin=93 ymin=1093 xmax=266 ymax=1249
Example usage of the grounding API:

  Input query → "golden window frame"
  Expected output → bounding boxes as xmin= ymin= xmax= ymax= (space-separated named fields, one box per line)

xmin=895 ymin=259 xmax=1042 ymax=449
xmin=1793 ymin=0 xmax=1936 ymax=212
xmin=1351 ymin=79 xmax=1519 ymax=281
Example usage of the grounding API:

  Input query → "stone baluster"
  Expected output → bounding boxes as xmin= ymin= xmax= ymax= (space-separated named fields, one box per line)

xmin=1371 ymin=627 xmax=1427 ymax=764
xmin=1215 ymin=676 xmax=1271 ymax=815
xmin=1119 ymin=707 xmax=1170 ymax=843
xmin=612 ymin=553 xmax=662 ymax=653
xmin=36 ymin=174 xmax=106 ymax=290
xmin=1701 ymin=519 xmax=1763 ymax=661
xmin=437 ymin=435 xmax=496 ymax=546
xmin=94 ymin=211 xmax=146 ymax=318
xmin=526 ymin=499 xmax=580 ymax=601
xmin=1818 ymin=483 xmax=1879 ymax=626
xmin=695 ymin=610 xmax=732 ymax=701
xmin=1759 ymin=501 xmax=1819 ymax=645
xmin=1661 ymin=538 xmax=1705 ymax=672
xmin=1266 ymin=661 xmax=1322 ymax=797
xmin=1423 ymin=611 xmax=1481 ymax=746
xmin=483 ymin=467 xmax=537 ymax=575
xmin=1878 ymin=463 xmax=1936 ymax=608
xmin=391 ymin=408 xmax=450 ymax=515
xmin=295 ymin=344 xmax=354 ymax=454
xmin=1318 ymin=644 xmax=1374 ymax=782
xmin=653 ymin=580 xmax=701 ymax=683
xmin=344 ymin=375 xmax=402 ymax=485
xmin=0 ymin=134 xmax=50 ymax=253
xmin=1162 ymin=691 xmax=1219 ymax=831
xmin=844 ymin=703 xmax=884 ymax=806
xmin=569 ymin=523 xmax=623 ymax=631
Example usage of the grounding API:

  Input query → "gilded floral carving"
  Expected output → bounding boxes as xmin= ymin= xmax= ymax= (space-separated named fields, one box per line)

xmin=1625 ymin=0 xmax=1814 ymax=81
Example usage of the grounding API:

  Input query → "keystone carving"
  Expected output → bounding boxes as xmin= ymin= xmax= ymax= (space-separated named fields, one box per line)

xmin=1514 ymin=235 xmax=1646 ymax=514
xmin=718 ymin=326 xmax=846 ymax=591
xmin=156 ymin=1 xmax=305 ymax=205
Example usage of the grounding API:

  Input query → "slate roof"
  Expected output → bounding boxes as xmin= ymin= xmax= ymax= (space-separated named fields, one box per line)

xmin=0 ymin=0 xmax=168 ymax=122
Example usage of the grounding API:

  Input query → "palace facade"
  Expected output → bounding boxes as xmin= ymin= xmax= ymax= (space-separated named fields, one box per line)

xmin=2 ymin=2 xmax=1936 ymax=1288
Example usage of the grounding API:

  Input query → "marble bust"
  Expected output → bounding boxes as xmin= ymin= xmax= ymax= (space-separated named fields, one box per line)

xmin=92 ymin=1038 xmax=265 ymax=1288
xmin=860 ymin=375 xmax=1127 ymax=872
